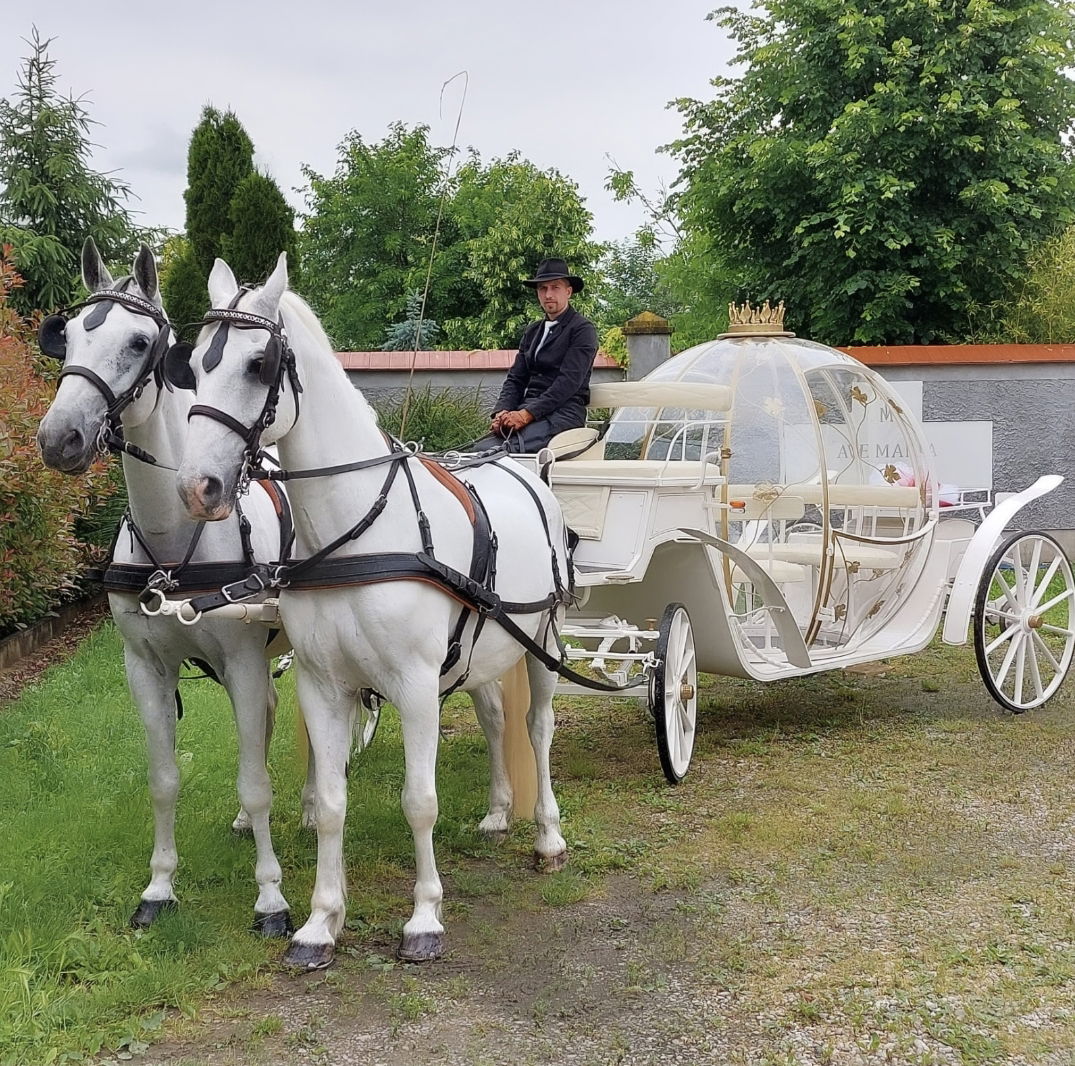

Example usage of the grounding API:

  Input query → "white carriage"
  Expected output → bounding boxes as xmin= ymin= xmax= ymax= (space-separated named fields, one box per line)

xmin=524 ymin=314 xmax=1073 ymax=783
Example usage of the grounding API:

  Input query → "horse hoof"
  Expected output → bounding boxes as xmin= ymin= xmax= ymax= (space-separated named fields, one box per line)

xmin=231 ymin=824 xmax=254 ymax=838
xmin=535 ymin=850 xmax=568 ymax=873
xmin=130 ymin=898 xmax=177 ymax=928
xmin=252 ymin=910 xmax=294 ymax=939
xmin=397 ymin=931 xmax=444 ymax=962
xmin=283 ymin=941 xmax=335 ymax=971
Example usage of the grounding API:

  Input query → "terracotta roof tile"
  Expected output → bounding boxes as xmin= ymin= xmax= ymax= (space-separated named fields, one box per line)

xmin=844 ymin=344 xmax=1075 ymax=366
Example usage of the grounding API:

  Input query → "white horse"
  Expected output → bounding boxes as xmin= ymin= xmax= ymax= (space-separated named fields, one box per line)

xmin=173 ymin=253 xmax=570 ymax=969
xmin=36 ymin=239 xmax=294 ymax=937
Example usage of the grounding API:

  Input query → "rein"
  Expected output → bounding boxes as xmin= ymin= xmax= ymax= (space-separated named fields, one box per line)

xmin=179 ymin=295 xmax=644 ymax=695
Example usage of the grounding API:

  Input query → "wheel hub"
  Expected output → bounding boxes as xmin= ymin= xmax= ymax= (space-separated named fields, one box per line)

xmin=1027 ymin=614 xmax=1043 ymax=630
xmin=679 ymin=682 xmax=695 ymax=701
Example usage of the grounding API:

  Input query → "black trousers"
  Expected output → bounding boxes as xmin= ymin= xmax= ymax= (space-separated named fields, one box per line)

xmin=469 ymin=400 xmax=587 ymax=454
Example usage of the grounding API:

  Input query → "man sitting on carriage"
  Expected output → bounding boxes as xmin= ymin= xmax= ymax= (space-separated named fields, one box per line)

xmin=471 ymin=257 xmax=598 ymax=453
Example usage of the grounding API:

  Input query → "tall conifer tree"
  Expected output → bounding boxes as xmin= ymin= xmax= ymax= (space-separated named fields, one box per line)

xmin=0 ymin=30 xmax=134 ymax=314
xmin=223 ymin=170 xmax=299 ymax=286
xmin=164 ymin=106 xmax=254 ymax=332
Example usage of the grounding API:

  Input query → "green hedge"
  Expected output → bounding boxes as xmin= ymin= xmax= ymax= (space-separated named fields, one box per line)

xmin=0 ymin=249 xmax=115 ymax=636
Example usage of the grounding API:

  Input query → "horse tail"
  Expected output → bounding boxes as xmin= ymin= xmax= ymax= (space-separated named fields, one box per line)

xmin=501 ymin=659 xmax=537 ymax=820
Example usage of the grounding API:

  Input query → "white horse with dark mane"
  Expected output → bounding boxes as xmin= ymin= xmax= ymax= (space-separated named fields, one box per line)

xmin=172 ymin=253 xmax=570 ymax=968
xmin=36 ymin=239 xmax=294 ymax=937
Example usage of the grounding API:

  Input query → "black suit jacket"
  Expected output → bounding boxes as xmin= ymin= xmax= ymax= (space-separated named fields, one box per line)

xmin=494 ymin=305 xmax=598 ymax=421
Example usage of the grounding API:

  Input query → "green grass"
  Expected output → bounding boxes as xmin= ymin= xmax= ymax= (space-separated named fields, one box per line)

xmin=3 ymin=618 xmax=1075 ymax=1063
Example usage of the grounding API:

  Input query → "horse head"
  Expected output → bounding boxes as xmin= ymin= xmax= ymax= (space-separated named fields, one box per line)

xmin=174 ymin=253 xmax=297 ymax=521
xmin=37 ymin=237 xmax=171 ymax=474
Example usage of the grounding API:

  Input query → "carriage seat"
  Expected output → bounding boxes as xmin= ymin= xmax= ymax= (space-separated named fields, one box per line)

xmin=743 ymin=535 xmax=903 ymax=571
xmin=730 ymin=558 xmax=807 ymax=584
xmin=727 ymin=482 xmax=921 ymax=511
xmin=544 ymin=426 xmax=603 ymax=462
xmin=551 ymin=459 xmax=723 ymax=486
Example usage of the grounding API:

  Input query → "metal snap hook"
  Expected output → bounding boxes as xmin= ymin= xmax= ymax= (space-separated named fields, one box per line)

xmin=140 ymin=588 xmax=166 ymax=617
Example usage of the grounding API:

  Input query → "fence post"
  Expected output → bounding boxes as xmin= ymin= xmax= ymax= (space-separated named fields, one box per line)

xmin=623 ymin=311 xmax=673 ymax=380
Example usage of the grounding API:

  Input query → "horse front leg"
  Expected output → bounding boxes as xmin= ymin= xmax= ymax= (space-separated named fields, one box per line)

xmin=525 ymin=653 xmax=567 ymax=872
xmin=469 ymin=680 xmax=512 ymax=838
xmin=395 ymin=677 xmax=445 ymax=961
xmin=123 ymin=647 xmax=182 ymax=927
xmin=284 ymin=669 xmax=353 ymax=970
xmin=221 ymin=655 xmax=291 ymax=938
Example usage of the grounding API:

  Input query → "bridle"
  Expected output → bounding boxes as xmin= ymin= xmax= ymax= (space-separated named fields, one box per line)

xmin=38 ymin=284 xmax=175 ymax=464
xmin=164 ymin=298 xmax=303 ymax=483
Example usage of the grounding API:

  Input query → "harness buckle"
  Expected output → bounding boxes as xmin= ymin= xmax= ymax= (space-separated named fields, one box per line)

xmin=147 ymin=568 xmax=178 ymax=593
xmin=221 ymin=570 xmax=267 ymax=603
xmin=270 ymin=565 xmax=291 ymax=589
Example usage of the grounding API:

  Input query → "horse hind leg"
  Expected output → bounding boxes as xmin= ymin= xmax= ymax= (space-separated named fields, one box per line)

xmin=524 ymin=652 xmax=568 ymax=872
xmin=222 ymin=656 xmax=292 ymax=938
xmin=232 ymin=670 xmax=277 ymax=834
xmin=470 ymin=680 xmax=513 ymax=838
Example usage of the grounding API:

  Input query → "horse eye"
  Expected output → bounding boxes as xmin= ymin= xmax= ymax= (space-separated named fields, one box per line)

xmin=247 ymin=357 xmax=264 ymax=377
xmin=130 ymin=335 xmax=149 ymax=352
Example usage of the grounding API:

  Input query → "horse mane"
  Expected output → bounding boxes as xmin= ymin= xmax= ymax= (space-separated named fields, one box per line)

xmin=278 ymin=289 xmax=379 ymax=424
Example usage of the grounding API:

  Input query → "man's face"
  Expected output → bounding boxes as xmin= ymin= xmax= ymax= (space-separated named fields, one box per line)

xmin=536 ymin=278 xmax=573 ymax=319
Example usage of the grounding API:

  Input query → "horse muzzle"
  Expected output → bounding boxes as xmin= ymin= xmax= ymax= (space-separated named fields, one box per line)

xmin=176 ymin=473 xmax=235 ymax=522
xmin=37 ymin=420 xmax=96 ymax=474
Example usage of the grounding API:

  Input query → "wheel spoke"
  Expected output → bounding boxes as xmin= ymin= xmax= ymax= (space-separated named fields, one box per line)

xmin=1041 ymin=623 xmax=1075 ymax=638
xmin=1026 ymin=632 xmax=1045 ymax=700
xmin=1035 ymin=588 xmax=1074 ymax=614
xmin=985 ymin=623 xmax=1019 ymax=657
xmin=1031 ymin=630 xmax=1062 ymax=673
xmin=1030 ymin=556 xmax=1063 ymax=608
xmin=1013 ymin=636 xmax=1027 ymax=704
xmin=994 ymin=631 xmax=1024 ymax=688
xmin=993 ymin=569 xmax=1021 ymax=613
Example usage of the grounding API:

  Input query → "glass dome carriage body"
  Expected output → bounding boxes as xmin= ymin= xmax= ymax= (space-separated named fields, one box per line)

xmin=597 ymin=333 xmax=939 ymax=665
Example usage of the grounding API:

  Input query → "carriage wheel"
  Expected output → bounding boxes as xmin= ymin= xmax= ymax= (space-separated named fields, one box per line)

xmin=650 ymin=603 xmax=698 ymax=784
xmin=973 ymin=531 xmax=1075 ymax=713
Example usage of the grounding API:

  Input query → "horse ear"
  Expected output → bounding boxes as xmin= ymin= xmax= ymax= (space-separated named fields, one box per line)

xmin=82 ymin=236 xmax=114 ymax=292
xmin=208 ymin=258 xmax=239 ymax=308
xmin=252 ymin=252 xmax=288 ymax=318
xmin=133 ymin=244 xmax=159 ymax=301
xmin=163 ymin=342 xmax=196 ymax=391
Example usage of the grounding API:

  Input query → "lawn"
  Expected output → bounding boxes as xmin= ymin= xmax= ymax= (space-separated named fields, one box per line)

xmin=2 ymin=620 xmax=1074 ymax=1064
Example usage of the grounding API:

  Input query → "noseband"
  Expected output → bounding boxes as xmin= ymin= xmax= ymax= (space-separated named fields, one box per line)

xmin=40 ymin=286 xmax=174 ymax=463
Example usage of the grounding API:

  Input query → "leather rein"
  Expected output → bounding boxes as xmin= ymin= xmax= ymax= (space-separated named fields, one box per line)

xmin=182 ymin=304 xmax=645 ymax=694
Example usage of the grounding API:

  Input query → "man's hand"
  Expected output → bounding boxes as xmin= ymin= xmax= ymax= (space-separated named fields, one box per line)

xmin=490 ymin=410 xmax=507 ymax=433
xmin=498 ymin=409 xmax=535 ymax=432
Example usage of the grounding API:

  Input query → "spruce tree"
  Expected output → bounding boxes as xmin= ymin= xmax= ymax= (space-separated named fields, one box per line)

xmin=222 ymin=170 xmax=299 ymax=286
xmin=0 ymin=29 xmax=134 ymax=314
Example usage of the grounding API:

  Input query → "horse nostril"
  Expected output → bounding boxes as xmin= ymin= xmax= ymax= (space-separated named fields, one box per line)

xmin=203 ymin=476 xmax=224 ymax=505
xmin=65 ymin=428 xmax=83 ymax=454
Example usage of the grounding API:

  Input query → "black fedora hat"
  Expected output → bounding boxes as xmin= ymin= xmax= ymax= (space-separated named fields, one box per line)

xmin=523 ymin=257 xmax=584 ymax=293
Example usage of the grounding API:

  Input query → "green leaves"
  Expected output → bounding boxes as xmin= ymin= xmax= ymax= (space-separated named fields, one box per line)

xmin=671 ymin=0 xmax=1075 ymax=343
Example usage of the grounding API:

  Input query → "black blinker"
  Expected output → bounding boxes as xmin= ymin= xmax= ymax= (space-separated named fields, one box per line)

xmin=38 ymin=315 xmax=68 ymax=360
xmin=260 ymin=336 xmax=282 ymax=386
xmin=163 ymin=342 xmax=196 ymax=391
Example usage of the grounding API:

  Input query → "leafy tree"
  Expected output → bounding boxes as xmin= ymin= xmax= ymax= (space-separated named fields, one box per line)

xmin=671 ymin=0 xmax=1075 ymax=345
xmin=0 ymin=29 xmax=134 ymax=314
xmin=970 ymin=223 xmax=1075 ymax=342
xmin=222 ymin=170 xmax=299 ymax=286
xmin=300 ymin=122 xmax=448 ymax=349
xmin=443 ymin=154 xmax=599 ymax=350
xmin=591 ymin=236 xmax=679 ymax=333
xmin=380 ymin=290 xmax=440 ymax=350
xmin=299 ymin=128 xmax=599 ymax=350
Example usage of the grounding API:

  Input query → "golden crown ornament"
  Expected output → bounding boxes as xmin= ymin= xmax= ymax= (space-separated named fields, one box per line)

xmin=719 ymin=299 xmax=794 ymax=339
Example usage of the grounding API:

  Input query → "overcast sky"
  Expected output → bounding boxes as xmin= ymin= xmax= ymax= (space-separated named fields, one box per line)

xmin=1 ymin=1 xmax=738 ymax=246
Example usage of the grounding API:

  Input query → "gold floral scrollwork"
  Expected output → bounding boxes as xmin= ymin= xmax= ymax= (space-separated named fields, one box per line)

xmin=851 ymin=386 xmax=869 ymax=406
xmin=754 ymin=483 xmax=781 ymax=502
xmin=847 ymin=561 xmax=861 ymax=574
xmin=813 ymin=398 xmax=827 ymax=418
xmin=721 ymin=446 xmax=733 ymax=460
xmin=889 ymin=399 xmax=903 ymax=415
xmin=868 ymin=599 xmax=885 ymax=618
xmin=834 ymin=604 xmax=847 ymax=621
xmin=882 ymin=464 xmax=900 ymax=484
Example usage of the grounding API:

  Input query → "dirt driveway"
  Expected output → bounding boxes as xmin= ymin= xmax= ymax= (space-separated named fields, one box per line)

xmin=139 ymin=651 xmax=1075 ymax=1066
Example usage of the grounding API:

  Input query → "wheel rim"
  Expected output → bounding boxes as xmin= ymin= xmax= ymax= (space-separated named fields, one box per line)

xmin=977 ymin=534 xmax=1075 ymax=711
xmin=662 ymin=608 xmax=698 ymax=779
